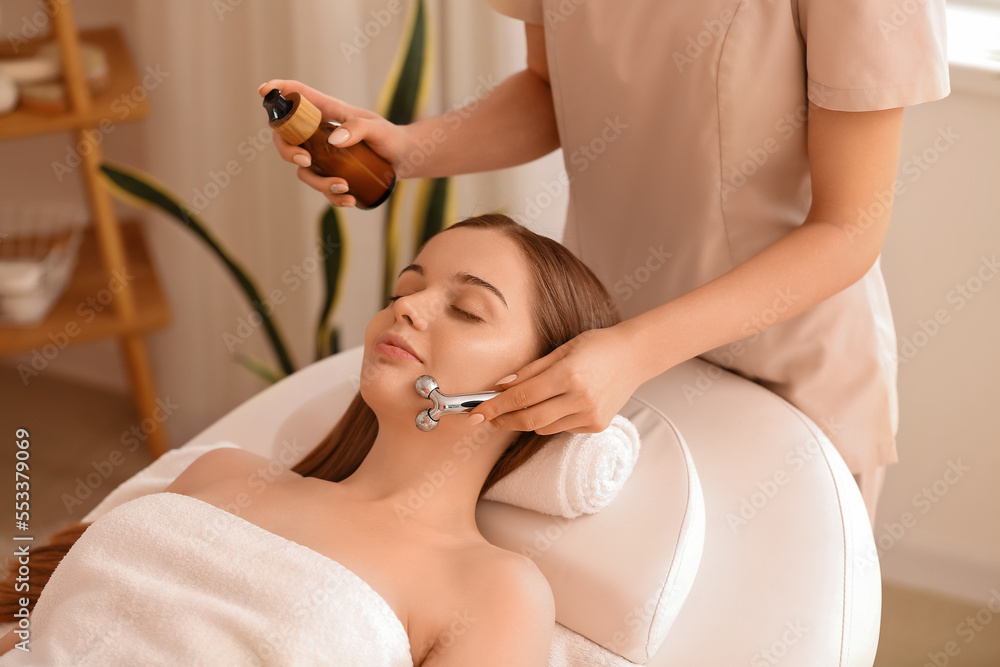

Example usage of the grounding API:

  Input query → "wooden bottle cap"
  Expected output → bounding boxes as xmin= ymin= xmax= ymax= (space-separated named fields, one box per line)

xmin=269 ymin=92 xmax=321 ymax=145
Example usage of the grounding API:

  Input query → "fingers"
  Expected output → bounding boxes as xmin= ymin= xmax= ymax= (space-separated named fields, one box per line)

xmin=536 ymin=414 xmax=592 ymax=436
xmin=293 ymin=164 xmax=354 ymax=204
xmin=258 ymin=79 xmax=356 ymax=122
xmin=515 ymin=349 xmax=564 ymax=382
xmin=276 ymin=161 xmax=357 ymax=208
xmin=473 ymin=376 xmax=565 ymax=431
xmin=485 ymin=398 xmax=608 ymax=435
xmin=487 ymin=394 xmax=579 ymax=433
xmin=493 ymin=348 xmax=564 ymax=391
xmin=269 ymin=124 xmax=304 ymax=163
xmin=267 ymin=129 xmax=356 ymax=206
xmin=292 ymin=159 xmax=356 ymax=206
xmin=259 ymin=79 xmax=381 ymax=153
xmin=468 ymin=350 xmax=567 ymax=429
xmin=262 ymin=93 xmax=370 ymax=207
xmin=325 ymin=190 xmax=357 ymax=208
xmin=323 ymin=117 xmax=376 ymax=150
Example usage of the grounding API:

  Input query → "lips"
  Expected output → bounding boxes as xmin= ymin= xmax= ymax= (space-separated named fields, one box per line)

xmin=375 ymin=332 xmax=422 ymax=362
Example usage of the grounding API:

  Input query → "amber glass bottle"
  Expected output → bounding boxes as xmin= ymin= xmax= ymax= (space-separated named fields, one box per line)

xmin=263 ymin=89 xmax=396 ymax=209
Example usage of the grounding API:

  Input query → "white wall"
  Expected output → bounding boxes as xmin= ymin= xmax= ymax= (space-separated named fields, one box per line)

xmin=875 ymin=60 xmax=1000 ymax=604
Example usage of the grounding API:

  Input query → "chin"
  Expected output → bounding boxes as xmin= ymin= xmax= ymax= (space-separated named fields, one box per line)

xmin=359 ymin=353 xmax=425 ymax=420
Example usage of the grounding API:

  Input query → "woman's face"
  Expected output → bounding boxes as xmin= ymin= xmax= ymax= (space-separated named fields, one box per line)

xmin=360 ymin=227 xmax=541 ymax=427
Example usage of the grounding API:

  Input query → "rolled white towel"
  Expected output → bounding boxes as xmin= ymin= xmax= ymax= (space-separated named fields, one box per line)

xmin=482 ymin=415 xmax=640 ymax=518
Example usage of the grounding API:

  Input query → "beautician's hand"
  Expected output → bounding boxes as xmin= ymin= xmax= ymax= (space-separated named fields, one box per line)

xmin=258 ymin=79 xmax=414 ymax=208
xmin=468 ymin=324 xmax=647 ymax=435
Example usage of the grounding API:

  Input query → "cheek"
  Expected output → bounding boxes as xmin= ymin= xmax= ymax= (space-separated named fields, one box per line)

xmin=435 ymin=326 xmax=531 ymax=389
xmin=364 ymin=309 xmax=392 ymax=347
xmin=360 ymin=311 xmax=394 ymax=384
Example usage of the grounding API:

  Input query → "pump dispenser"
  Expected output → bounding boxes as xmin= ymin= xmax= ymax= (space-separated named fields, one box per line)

xmin=263 ymin=89 xmax=396 ymax=209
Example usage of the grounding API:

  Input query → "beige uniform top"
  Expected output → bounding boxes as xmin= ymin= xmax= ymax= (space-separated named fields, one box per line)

xmin=486 ymin=0 xmax=950 ymax=473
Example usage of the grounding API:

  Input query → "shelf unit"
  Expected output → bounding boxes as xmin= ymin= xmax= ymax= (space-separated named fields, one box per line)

xmin=0 ymin=3 xmax=171 ymax=457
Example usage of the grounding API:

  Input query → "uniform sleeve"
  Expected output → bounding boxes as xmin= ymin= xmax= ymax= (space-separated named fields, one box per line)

xmin=485 ymin=0 xmax=544 ymax=25
xmin=797 ymin=0 xmax=950 ymax=111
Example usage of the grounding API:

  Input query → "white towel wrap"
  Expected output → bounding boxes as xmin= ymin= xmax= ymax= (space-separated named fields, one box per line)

xmin=0 ymin=492 xmax=413 ymax=667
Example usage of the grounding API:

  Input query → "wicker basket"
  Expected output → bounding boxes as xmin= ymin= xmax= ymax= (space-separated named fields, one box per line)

xmin=0 ymin=203 xmax=86 ymax=326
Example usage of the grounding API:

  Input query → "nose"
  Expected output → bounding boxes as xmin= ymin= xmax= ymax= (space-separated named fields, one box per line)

xmin=392 ymin=285 xmax=459 ymax=328
xmin=391 ymin=292 xmax=428 ymax=330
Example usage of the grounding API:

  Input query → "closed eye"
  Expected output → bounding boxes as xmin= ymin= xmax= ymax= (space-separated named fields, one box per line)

xmin=386 ymin=295 xmax=484 ymax=323
xmin=450 ymin=306 xmax=483 ymax=322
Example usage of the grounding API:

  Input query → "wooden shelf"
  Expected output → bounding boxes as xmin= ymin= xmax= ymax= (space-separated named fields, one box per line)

xmin=0 ymin=219 xmax=171 ymax=355
xmin=0 ymin=2 xmax=172 ymax=457
xmin=0 ymin=27 xmax=149 ymax=141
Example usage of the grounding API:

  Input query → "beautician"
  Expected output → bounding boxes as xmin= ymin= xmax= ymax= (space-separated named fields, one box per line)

xmin=260 ymin=0 xmax=950 ymax=525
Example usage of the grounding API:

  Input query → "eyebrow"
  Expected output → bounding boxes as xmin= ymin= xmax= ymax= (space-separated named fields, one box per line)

xmin=397 ymin=263 xmax=508 ymax=309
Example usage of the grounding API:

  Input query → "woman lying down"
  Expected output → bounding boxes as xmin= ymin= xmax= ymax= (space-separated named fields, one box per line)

xmin=0 ymin=214 xmax=621 ymax=666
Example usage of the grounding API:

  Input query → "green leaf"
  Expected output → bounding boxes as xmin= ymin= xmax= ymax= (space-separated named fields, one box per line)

xmin=377 ymin=0 xmax=428 ymax=126
xmin=232 ymin=352 xmax=285 ymax=385
xmin=329 ymin=327 xmax=341 ymax=356
xmin=415 ymin=177 xmax=450 ymax=248
xmin=382 ymin=178 xmax=409 ymax=303
xmin=316 ymin=206 xmax=346 ymax=360
xmin=98 ymin=162 xmax=297 ymax=376
xmin=374 ymin=0 xmax=435 ymax=303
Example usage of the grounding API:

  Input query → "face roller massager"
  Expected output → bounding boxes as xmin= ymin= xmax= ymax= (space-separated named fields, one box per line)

xmin=415 ymin=375 xmax=501 ymax=431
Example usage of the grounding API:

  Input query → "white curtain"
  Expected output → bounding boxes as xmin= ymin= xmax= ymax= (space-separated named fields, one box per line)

xmin=115 ymin=0 xmax=567 ymax=447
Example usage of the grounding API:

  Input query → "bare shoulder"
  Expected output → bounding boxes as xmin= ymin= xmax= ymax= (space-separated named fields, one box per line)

xmin=475 ymin=543 xmax=552 ymax=603
xmin=165 ymin=446 xmax=284 ymax=496
xmin=422 ymin=543 xmax=554 ymax=665
xmin=459 ymin=543 xmax=555 ymax=631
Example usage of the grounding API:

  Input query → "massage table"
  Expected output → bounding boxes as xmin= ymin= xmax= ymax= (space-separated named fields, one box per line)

xmin=52 ymin=344 xmax=879 ymax=665
xmin=168 ymin=344 xmax=881 ymax=665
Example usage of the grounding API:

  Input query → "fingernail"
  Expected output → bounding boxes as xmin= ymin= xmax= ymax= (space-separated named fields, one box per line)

xmin=293 ymin=154 xmax=311 ymax=168
xmin=258 ymin=82 xmax=270 ymax=94
xmin=329 ymin=128 xmax=350 ymax=145
xmin=467 ymin=413 xmax=485 ymax=425
xmin=330 ymin=183 xmax=349 ymax=194
xmin=496 ymin=374 xmax=517 ymax=385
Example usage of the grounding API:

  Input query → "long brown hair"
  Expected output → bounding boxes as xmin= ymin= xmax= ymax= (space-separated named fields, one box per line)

xmin=0 ymin=213 xmax=619 ymax=620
